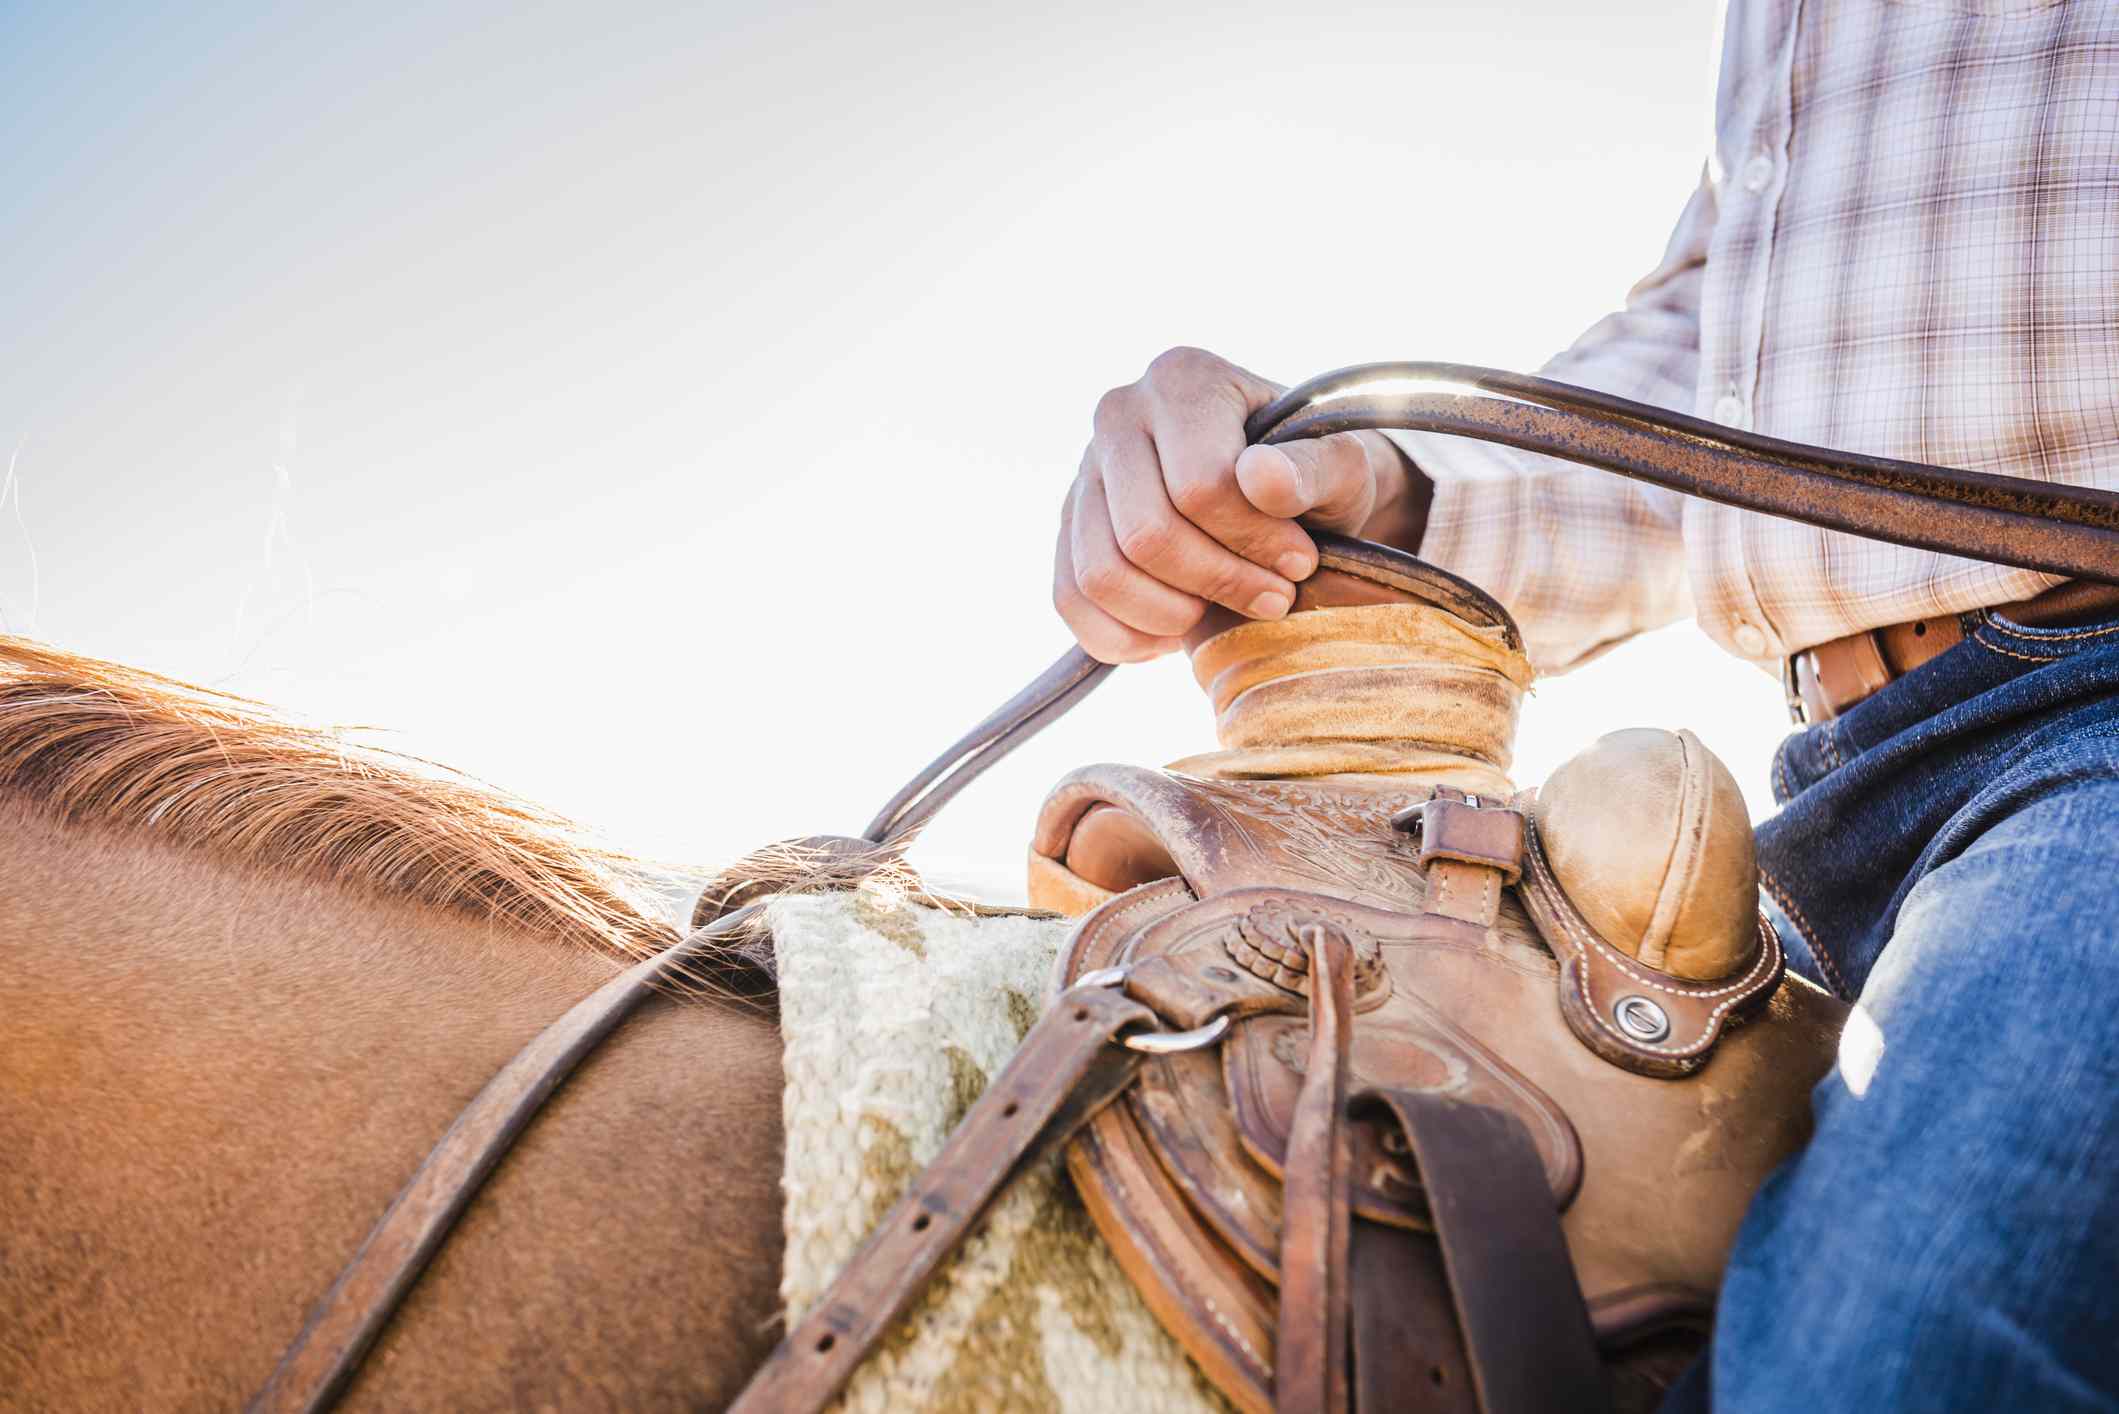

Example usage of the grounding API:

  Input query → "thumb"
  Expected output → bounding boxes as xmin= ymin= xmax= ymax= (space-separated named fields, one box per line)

xmin=1232 ymin=431 xmax=1380 ymax=534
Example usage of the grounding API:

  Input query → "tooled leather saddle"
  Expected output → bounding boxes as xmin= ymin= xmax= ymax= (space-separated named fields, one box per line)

xmin=739 ymin=534 xmax=1846 ymax=1414
xmin=1020 ymin=540 xmax=1843 ymax=1412
xmin=251 ymin=364 xmax=2119 ymax=1414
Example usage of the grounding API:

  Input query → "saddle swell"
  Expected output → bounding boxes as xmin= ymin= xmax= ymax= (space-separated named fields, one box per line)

xmin=1030 ymin=537 xmax=1846 ymax=1412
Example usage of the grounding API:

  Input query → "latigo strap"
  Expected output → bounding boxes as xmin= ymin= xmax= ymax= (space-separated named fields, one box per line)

xmin=1353 ymin=1091 xmax=1607 ymax=1414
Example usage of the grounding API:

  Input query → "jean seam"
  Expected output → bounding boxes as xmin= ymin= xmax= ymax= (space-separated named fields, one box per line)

xmin=1970 ymin=628 xmax=2068 ymax=664
xmin=1821 ymin=719 xmax=1847 ymax=773
xmin=1759 ymin=866 xmax=1848 ymax=999
xmin=1980 ymin=613 xmax=2119 ymax=644
xmin=1773 ymin=736 xmax=1795 ymax=803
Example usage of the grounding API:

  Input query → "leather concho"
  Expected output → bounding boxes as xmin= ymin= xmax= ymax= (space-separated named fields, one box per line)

xmin=1040 ymin=768 xmax=1844 ymax=1414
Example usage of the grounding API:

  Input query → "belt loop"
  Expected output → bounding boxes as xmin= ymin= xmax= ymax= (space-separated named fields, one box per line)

xmin=1780 ymin=653 xmax=1809 ymax=726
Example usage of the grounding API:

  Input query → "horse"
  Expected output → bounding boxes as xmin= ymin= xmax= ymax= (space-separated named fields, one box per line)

xmin=0 ymin=638 xmax=787 ymax=1409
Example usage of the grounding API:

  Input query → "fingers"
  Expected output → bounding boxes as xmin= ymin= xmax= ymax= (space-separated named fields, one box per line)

xmin=1056 ymin=346 xmax=1397 ymax=665
xmin=1143 ymin=378 xmax=1320 ymax=587
xmin=1093 ymin=366 xmax=1299 ymax=616
xmin=1101 ymin=428 xmax=1296 ymax=623
xmin=1053 ymin=470 xmax=1191 ymax=664
xmin=1068 ymin=464 xmax=1210 ymax=634
xmin=1233 ymin=430 xmax=1387 ymax=534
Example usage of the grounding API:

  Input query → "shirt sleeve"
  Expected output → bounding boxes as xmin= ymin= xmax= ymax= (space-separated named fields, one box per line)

xmin=1384 ymin=168 xmax=1716 ymax=675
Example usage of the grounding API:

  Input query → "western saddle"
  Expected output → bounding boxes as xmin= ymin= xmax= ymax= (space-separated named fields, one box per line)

xmin=249 ymin=364 xmax=2119 ymax=1414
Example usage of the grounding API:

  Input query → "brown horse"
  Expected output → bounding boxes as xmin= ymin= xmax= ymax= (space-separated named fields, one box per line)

xmin=0 ymin=639 xmax=786 ymax=1410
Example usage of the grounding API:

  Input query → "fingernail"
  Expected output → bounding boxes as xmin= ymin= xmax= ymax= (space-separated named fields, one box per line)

xmin=1275 ymin=552 xmax=1312 ymax=581
xmin=1246 ymin=590 xmax=1291 ymax=619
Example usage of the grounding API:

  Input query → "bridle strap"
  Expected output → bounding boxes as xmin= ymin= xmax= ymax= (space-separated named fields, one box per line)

xmin=247 ymin=905 xmax=765 ymax=1414
xmin=248 ymin=652 xmax=1131 ymax=1413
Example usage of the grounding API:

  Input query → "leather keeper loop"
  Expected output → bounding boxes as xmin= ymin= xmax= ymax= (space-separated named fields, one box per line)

xmin=1401 ymin=794 xmax=1524 ymax=884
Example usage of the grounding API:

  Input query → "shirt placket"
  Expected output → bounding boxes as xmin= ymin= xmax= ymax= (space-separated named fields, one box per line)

xmin=1711 ymin=0 xmax=1805 ymax=664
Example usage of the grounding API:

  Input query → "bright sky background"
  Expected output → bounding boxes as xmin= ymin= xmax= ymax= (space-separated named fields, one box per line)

xmin=0 ymin=0 xmax=1785 ymax=902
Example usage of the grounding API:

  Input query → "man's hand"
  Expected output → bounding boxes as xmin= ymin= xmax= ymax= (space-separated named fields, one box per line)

xmin=1055 ymin=346 xmax=1427 ymax=663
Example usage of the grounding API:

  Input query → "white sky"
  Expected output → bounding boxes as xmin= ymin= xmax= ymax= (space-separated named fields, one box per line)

xmin=0 ymin=1 xmax=1786 ymax=901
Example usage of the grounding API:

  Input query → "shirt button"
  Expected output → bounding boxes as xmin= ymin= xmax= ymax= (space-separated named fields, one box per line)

xmin=1742 ymin=154 xmax=1775 ymax=193
xmin=1713 ymin=392 xmax=1747 ymax=427
xmin=1732 ymin=623 xmax=1769 ymax=657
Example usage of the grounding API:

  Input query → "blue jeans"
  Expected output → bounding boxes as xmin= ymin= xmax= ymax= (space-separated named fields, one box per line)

xmin=1662 ymin=608 xmax=2119 ymax=1412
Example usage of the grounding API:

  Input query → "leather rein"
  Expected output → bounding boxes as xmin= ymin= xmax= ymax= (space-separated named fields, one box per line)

xmin=248 ymin=363 xmax=2119 ymax=1412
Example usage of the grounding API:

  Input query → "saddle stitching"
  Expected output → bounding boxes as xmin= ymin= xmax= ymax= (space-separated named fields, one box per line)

xmin=1526 ymin=822 xmax=1774 ymax=1002
xmin=1089 ymin=1120 xmax=1270 ymax=1384
xmin=1522 ymin=823 xmax=1774 ymax=1058
xmin=1060 ymin=881 xmax=1194 ymax=980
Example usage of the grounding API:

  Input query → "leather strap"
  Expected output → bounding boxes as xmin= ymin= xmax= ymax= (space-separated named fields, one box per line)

xmin=1787 ymin=577 xmax=2119 ymax=723
xmin=1351 ymin=1222 xmax=1476 ymax=1414
xmin=1249 ymin=363 xmax=2119 ymax=587
xmin=249 ymin=904 xmax=767 ymax=1414
xmin=861 ymin=647 xmax=1112 ymax=844
xmin=1274 ymin=922 xmax=1358 ymax=1414
xmin=1351 ymin=1091 xmax=1610 ymax=1414
xmin=1408 ymin=793 xmax=1524 ymax=883
xmin=1392 ymin=790 xmax=1519 ymax=930
xmin=726 ymin=981 xmax=1156 ymax=1414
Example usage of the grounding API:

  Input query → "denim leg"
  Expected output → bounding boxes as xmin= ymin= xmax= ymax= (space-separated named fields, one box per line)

xmin=1697 ymin=760 xmax=2119 ymax=1411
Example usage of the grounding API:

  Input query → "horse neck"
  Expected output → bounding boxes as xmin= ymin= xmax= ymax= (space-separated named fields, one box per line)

xmin=0 ymin=795 xmax=785 ymax=1408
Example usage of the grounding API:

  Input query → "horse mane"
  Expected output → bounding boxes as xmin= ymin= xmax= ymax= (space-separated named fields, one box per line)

xmin=0 ymin=635 xmax=718 ymax=982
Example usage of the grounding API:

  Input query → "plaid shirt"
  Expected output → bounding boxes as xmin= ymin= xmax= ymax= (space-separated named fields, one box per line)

xmin=1392 ymin=0 xmax=2119 ymax=674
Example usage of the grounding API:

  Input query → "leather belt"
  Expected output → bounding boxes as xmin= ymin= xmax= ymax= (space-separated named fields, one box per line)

xmin=1783 ymin=579 xmax=2119 ymax=724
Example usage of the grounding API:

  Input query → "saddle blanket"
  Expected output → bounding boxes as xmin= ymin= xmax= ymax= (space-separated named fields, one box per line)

xmin=771 ymin=886 xmax=1234 ymax=1413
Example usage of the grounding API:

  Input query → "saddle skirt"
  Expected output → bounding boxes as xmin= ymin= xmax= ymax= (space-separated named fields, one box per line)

xmin=1024 ymin=543 xmax=1846 ymax=1412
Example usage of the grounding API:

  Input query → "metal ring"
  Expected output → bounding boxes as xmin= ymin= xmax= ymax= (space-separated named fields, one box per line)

xmin=1612 ymin=994 xmax=1672 ymax=1044
xmin=1123 ymin=1014 xmax=1231 ymax=1055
